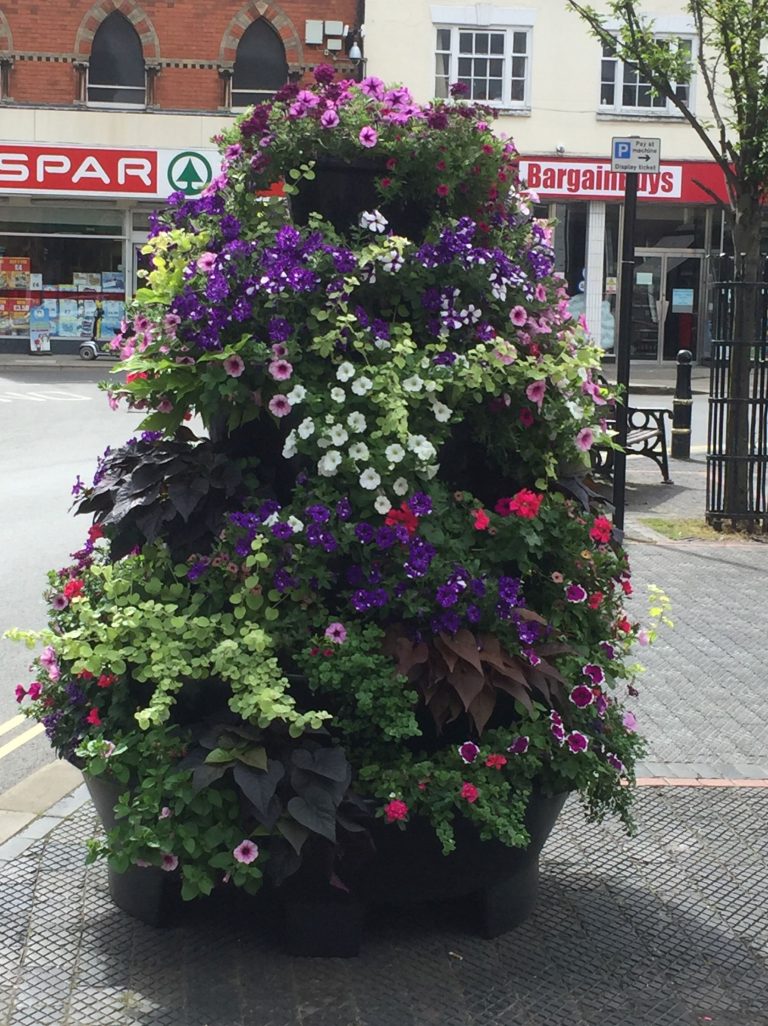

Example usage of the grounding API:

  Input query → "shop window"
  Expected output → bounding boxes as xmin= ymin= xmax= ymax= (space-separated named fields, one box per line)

xmin=0 ymin=58 xmax=11 ymax=100
xmin=88 ymin=12 xmax=146 ymax=107
xmin=635 ymin=204 xmax=706 ymax=248
xmin=231 ymin=19 xmax=287 ymax=109
xmin=0 ymin=219 xmax=125 ymax=345
xmin=434 ymin=26 xmax=530 ymax=107
xmin=600 ymin=36 xmax=691 ymax=115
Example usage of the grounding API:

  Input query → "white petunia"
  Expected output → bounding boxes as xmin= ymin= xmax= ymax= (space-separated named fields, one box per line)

xmin=374 ymin=495 xmax=392 ymax=514
xmin=336 ymin=362 xmax=355 ymax=382
xmin=424 ymin=380 xmax=438 ymax=392
xmin=351 ymin=376 xmax=373 ymax=396
xmin=348 ymin=442 xmax=370 ymax=461
xmin=286 ymin=384 xmax=307 ymax=404
xmin=381 ymin=249 xmax=404 ymax=273
xmin=316 ymin=436 xmax=331 ymax=449
xmin=402 ymin=375 xmax=424 ymax=393
xmin=330 ymin=387 xmax=346 ymax=403
xmin=282 ymin=430 xmax=298 ymax=458
xmin=359 ymin=468 xmax=381 ymax=490
xmin=263 ymin=512 xmax=279 ymax=527
xmin=329 ymin=424 xmax=349 ymax=446
xmin=360 ymin=209 xmax=388 ymax=233
xmin=393 ymin=477 xmax=409 ymax=496
xmin=287 ymin=516 xmax=304 ymax=533
xmin=432 ymin=402 xmax=452 ymax=423
xmin=297 ymin=417 xmax=315 ymax=439
xmin=385 ymin=443 xmax=405 ymax=463
xmin=422 ymin=464 xmax=439 ymax=480
xmin=407 ymin=434 xmax=436 ymax=460
xmin=374 ymin=338 xmax=391 ymax=350
xmin=459 ymin=305 xmax=482 ymax=325
xmin=317 ymin=451 xmax=342 ymax=477
xmin=347 ymin=412 xmax=367 ymax=433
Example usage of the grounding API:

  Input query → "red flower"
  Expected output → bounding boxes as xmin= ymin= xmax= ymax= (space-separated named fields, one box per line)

xmin=589 ymin=516 xmax=613 ymax=544
xmin=384 ymin=799 xmax=409 ymax=823
xmin=518 ymin=408 xmax=535 ymax=427
xmin=309 ymin=646 xmax=320 ymax=657
xmin=587 ymin=591 xmax=604 ymax=609
xmin=63 ymin=579 xmax=84 ymax=600
xmin=87 ymin=524 xmax=104 ymax=542
xmin=78 ymin=669 xmax=95 ymax=680
xmin=621 ymin=579 xmax=633 ymax=596
xmin=485 ymin=754 xmax=507 ymax=770
xmin=496 ymin=489 xmax=543 ymax=519
xmin=385 ymin=502 xmax=419 ymax=536
xmin=436 ymin=183 xmax=450 ymax=197
xmin=472 ymin=508 xmax=490 ymax=531
xmin=97 ymin=673 xmax=117 ymax=689
xmin=617 ymin=617 xmax=632 ymax=634
xmin=386 ymin=157 xmax=397 ymax=170
xmin=460 ymin=782 xmax=479 ymax=803
xmin=125 ymin=371 xmax=148 ymax=383
xmin=85 ymin=707 xmax=101 ymax=726
xmin=435 ymin=159 xmax=447 ymax=171
xmin=380 ymin=177 xmax=392 ymax=189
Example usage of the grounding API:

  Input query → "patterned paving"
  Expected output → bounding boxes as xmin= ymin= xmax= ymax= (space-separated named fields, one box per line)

xmin=1 ymin=788 xmax=767 ymax=1026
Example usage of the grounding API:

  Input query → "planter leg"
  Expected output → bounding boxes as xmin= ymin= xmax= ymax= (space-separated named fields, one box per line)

xmin=477 ymin=857 xmax=540 ymax=938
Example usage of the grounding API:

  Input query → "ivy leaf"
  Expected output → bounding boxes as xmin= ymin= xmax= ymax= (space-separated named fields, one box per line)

xmin=233 ymin=761 xmax=284 ymax=829
xmin=287 ymin=789 xmax=337 ymax=843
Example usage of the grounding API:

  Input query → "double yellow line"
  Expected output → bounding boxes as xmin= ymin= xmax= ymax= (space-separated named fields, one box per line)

xmin=0 ymin=715 xmax=45 ymax=760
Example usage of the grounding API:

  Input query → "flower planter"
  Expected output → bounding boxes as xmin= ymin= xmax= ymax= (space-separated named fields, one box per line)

xmin=288 ymin=155 xmax=432 ymax=240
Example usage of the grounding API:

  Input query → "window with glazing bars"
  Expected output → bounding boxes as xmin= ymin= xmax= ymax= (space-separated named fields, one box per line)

xmin=435 ymin=27 xmax=529 ymax=105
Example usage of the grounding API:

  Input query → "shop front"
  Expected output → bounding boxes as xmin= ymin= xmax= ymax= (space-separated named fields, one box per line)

xmin=518 ymin=155 xmax=729 ymax=363
xmin=0 ymin=145 xmax=222 ymax=354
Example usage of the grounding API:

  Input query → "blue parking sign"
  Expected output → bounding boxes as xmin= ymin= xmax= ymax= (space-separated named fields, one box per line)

xmin=613 ymin=140 xmax=632 ymax=160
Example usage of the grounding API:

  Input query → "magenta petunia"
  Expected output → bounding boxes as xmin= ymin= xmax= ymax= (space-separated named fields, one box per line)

xmin=358 ymin=125 xmax=378 ymax=148
xmin=569 ymin=684 xmax=594 ymax=708
xmin=575 ymin=427 xmax=595 ymax=451
xmin=27 ymin=681 xmax=42 ymax=700
xmin=525 ymin=379 xmax=547 ymax=409
xmin=233 ymin=839 xmax=259 ymax=864
xmin=458 ymin=741 xmax=480 ymax=764
xmin=224 ymin=354 xmax=245 ymax=378
xmin=320 ymin=108 xmax=340 ymax=128
xmin=582 ymin=664 xmax=605 ymax=686
xmin=507 ymin=735 xmax=529 ymax=755
xmin=268 ymin=395 xmax=292 ymax=418
xmin=565 ymin=583 xmax=588 ymax=603
xmin=607 ymin=753 xmax=625 ymax=773
xmin=14 ymin=684 xmax=26 ymax=703
xmin=510 ymin=305 xmax=527 ymax=327
xmin=566 ymin=730 xmax=589 ymax=753
xmin=324 ymin=621 xmax=347 ymax=644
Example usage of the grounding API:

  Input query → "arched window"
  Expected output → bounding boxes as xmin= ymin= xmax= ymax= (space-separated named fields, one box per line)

xmin=232 ymin=19 xmax=287 ymax=108
xmin=88 ymin=12 xmax=145 ymax=106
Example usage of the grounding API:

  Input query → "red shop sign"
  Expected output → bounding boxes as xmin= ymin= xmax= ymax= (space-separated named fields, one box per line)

xmin=0 ymin=145 xmax=158 ymax=195
xmin=518 ymin=156 xmax=729 ymax=205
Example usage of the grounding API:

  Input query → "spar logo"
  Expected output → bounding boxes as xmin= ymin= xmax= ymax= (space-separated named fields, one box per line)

xmin=167 ymin=151 xmax=213 ymax=196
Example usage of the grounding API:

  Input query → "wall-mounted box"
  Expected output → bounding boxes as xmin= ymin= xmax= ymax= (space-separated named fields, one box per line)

xmin=326 ymin=38 xmax=343 ymax=51
xmin=305 ymin=20 xmax=324 ymax=44
xmin=324 ymin=20 xmax=344 ymax=36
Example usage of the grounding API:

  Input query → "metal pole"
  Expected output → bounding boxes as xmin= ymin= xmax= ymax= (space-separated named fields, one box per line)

xmin=613 ymin=172 xmax=638 ymax=532
xmin=671 ymin=349 xmax=693 ymax=459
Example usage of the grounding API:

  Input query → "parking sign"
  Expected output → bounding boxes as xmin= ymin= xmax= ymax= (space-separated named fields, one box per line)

xmin=611 ymin=137 xmax=661 ymax=173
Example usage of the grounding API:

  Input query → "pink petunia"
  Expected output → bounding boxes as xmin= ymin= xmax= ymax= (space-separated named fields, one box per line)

xmin=324 ymin=622 xmax=347 ymax=644
xmin=27 ymin=682 xmax=42 ymax=700
xmin=14 ymin=684 xmax=26 ymax=703
xmin=510 ymin=305 xmax=528 ymax=327
xmin=196 ymin=252 xmax=217 ymax=273
xmin=622 ymin=711 xmax=638 ymax=733
xmin=161 ymin=853 xmax=179 ymax=872
xmin=268 ymin=395 xmax=292 ymax=418
xmin=268 ymin=359 xmax=293 ymax=381
xmin=384 ymin=799 xmax=409 ymax=823
xmin=460 ymin=782 xmax=479 ymax=803
xmin=575 ymin=427 xmax=595 ymax=451
xmin=233 ymin=840 xmax=259 ymax=864
xmin=525 ymin=379 xmax=547 ymax=409
xmin=224 ymin=354 xmax=245 ymax=378
xmin=320 ymin=109 xmax=340 ymax=128
xmin=358 ymin=125 xmax=378 ymax=148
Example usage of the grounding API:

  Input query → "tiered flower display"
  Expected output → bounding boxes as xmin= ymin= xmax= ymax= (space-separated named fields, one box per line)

xmin=11 ymin=71 xmax=657 ymax=911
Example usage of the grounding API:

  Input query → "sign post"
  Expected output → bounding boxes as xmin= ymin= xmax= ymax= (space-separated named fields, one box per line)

xmin=610 ymin=136 xmax=660 ymax=532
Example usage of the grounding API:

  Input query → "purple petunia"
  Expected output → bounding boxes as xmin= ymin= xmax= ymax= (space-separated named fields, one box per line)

xmin=565 ymin=583 xmax=588 ymax=603
xmin=458 ymin=741 xmax=480 ymax=764
xmin=569 ymin=684 xmax=594 ymax=709
xmin=507 ymin=736 xmax=529 ymax=755
xmin=582 ymin=664 xmax=605 ymax=686
xmin=566 ymin=731 xmax=589 ymax=754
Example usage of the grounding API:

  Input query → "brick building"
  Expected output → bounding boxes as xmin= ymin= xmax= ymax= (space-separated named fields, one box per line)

xmin=0 ymin=0 xmax=364 ymax=353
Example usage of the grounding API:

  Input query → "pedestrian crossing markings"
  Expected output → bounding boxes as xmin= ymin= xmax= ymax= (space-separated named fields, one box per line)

xmin=0 ymin=390 xmax=91 ymax=403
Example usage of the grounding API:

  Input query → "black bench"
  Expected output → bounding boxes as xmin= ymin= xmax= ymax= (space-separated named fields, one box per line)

xmin=591 ymin=405 xmax=673 ymax=483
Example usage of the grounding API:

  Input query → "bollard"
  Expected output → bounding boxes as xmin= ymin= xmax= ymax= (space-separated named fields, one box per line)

xmin=671 ymin=349 xmax=693 ymax=460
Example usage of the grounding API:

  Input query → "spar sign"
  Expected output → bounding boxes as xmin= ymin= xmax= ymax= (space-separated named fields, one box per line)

xmin=0 ymin=145 xmax=222 ymax=199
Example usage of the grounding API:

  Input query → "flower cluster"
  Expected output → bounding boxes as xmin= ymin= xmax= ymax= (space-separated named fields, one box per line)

xmin=9 ymin=73 xmax=656 ymax=901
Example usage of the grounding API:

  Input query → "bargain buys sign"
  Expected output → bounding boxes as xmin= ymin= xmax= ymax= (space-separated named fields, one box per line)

xmin=0 ymin=145 xmax=224 ymax=199
xmin=518 ymin=156 xmax=729 ymax=204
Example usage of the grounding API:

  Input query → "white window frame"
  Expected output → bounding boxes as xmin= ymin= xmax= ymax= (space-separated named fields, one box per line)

xmin=434 ymin=24 xmax=532 ymax=110
xmin=599 ymin=33 xmax=694 ymax=118
xmin=86 ymin=69 xmax=146 ymax=110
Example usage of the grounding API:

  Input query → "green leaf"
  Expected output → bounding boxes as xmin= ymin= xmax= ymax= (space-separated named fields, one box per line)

xmin=235 ymin=745 xmax=268 ymax=770
xmin=205 ymin=748 xmax=236 ymax=765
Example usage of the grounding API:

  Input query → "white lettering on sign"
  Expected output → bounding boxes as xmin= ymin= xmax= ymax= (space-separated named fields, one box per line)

xmin=37 ymin=154 xmax=71 ymax=179
xmin=0 ymin=154 xmax=30 ymax=182
xmin=117 ymin=157 xmax=152 ymax=186
xmin=71 ymin=156 xmax=111 ymax=184
xmin=520 ymin=160 xmax=682 ymax=199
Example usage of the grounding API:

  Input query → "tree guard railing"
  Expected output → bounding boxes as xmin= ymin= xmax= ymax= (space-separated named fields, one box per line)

xmin=707 ymin=255 xmax=768 ymax=532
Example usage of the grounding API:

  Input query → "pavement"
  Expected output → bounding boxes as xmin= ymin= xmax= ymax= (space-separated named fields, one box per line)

xmin=2 ymin=362 xmax=768 ymax=1025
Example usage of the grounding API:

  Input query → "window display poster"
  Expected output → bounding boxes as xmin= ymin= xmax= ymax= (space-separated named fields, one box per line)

xmin=29 ymin=273 xmax=43 ymax=292
xmin=101 ymin=271 xmax=125 ymax=293
xmin=100 ymin=300 xmax=125 ymax=339
xmin=29 ymin=304 xmax=51 ymax=353
xmin=58 ymin=299 xmax=80 ymax=338
xmin=41 ymin=299 xmax=59 ymax=335
xmin=0 ymin=297 xmax=31 ymax=334
xmin=73 ymin=272 xmax=102 ymax=292
xmin=672 ymin=288 xmax=694 ymax=313
xmin=0 ymin=257 xmax=31 ymax=290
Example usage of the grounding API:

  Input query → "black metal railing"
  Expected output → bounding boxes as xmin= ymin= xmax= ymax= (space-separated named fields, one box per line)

xmin=706 ymin=254 xmax=768 ymax=531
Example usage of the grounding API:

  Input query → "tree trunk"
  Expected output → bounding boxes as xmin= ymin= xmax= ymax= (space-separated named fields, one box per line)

xmin=723 ymin=199 xmax=761 ymax=524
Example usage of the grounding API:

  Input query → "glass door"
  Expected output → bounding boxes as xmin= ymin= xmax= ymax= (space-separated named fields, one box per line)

xmin=629 ymin=250 xmax=702 ymax=362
